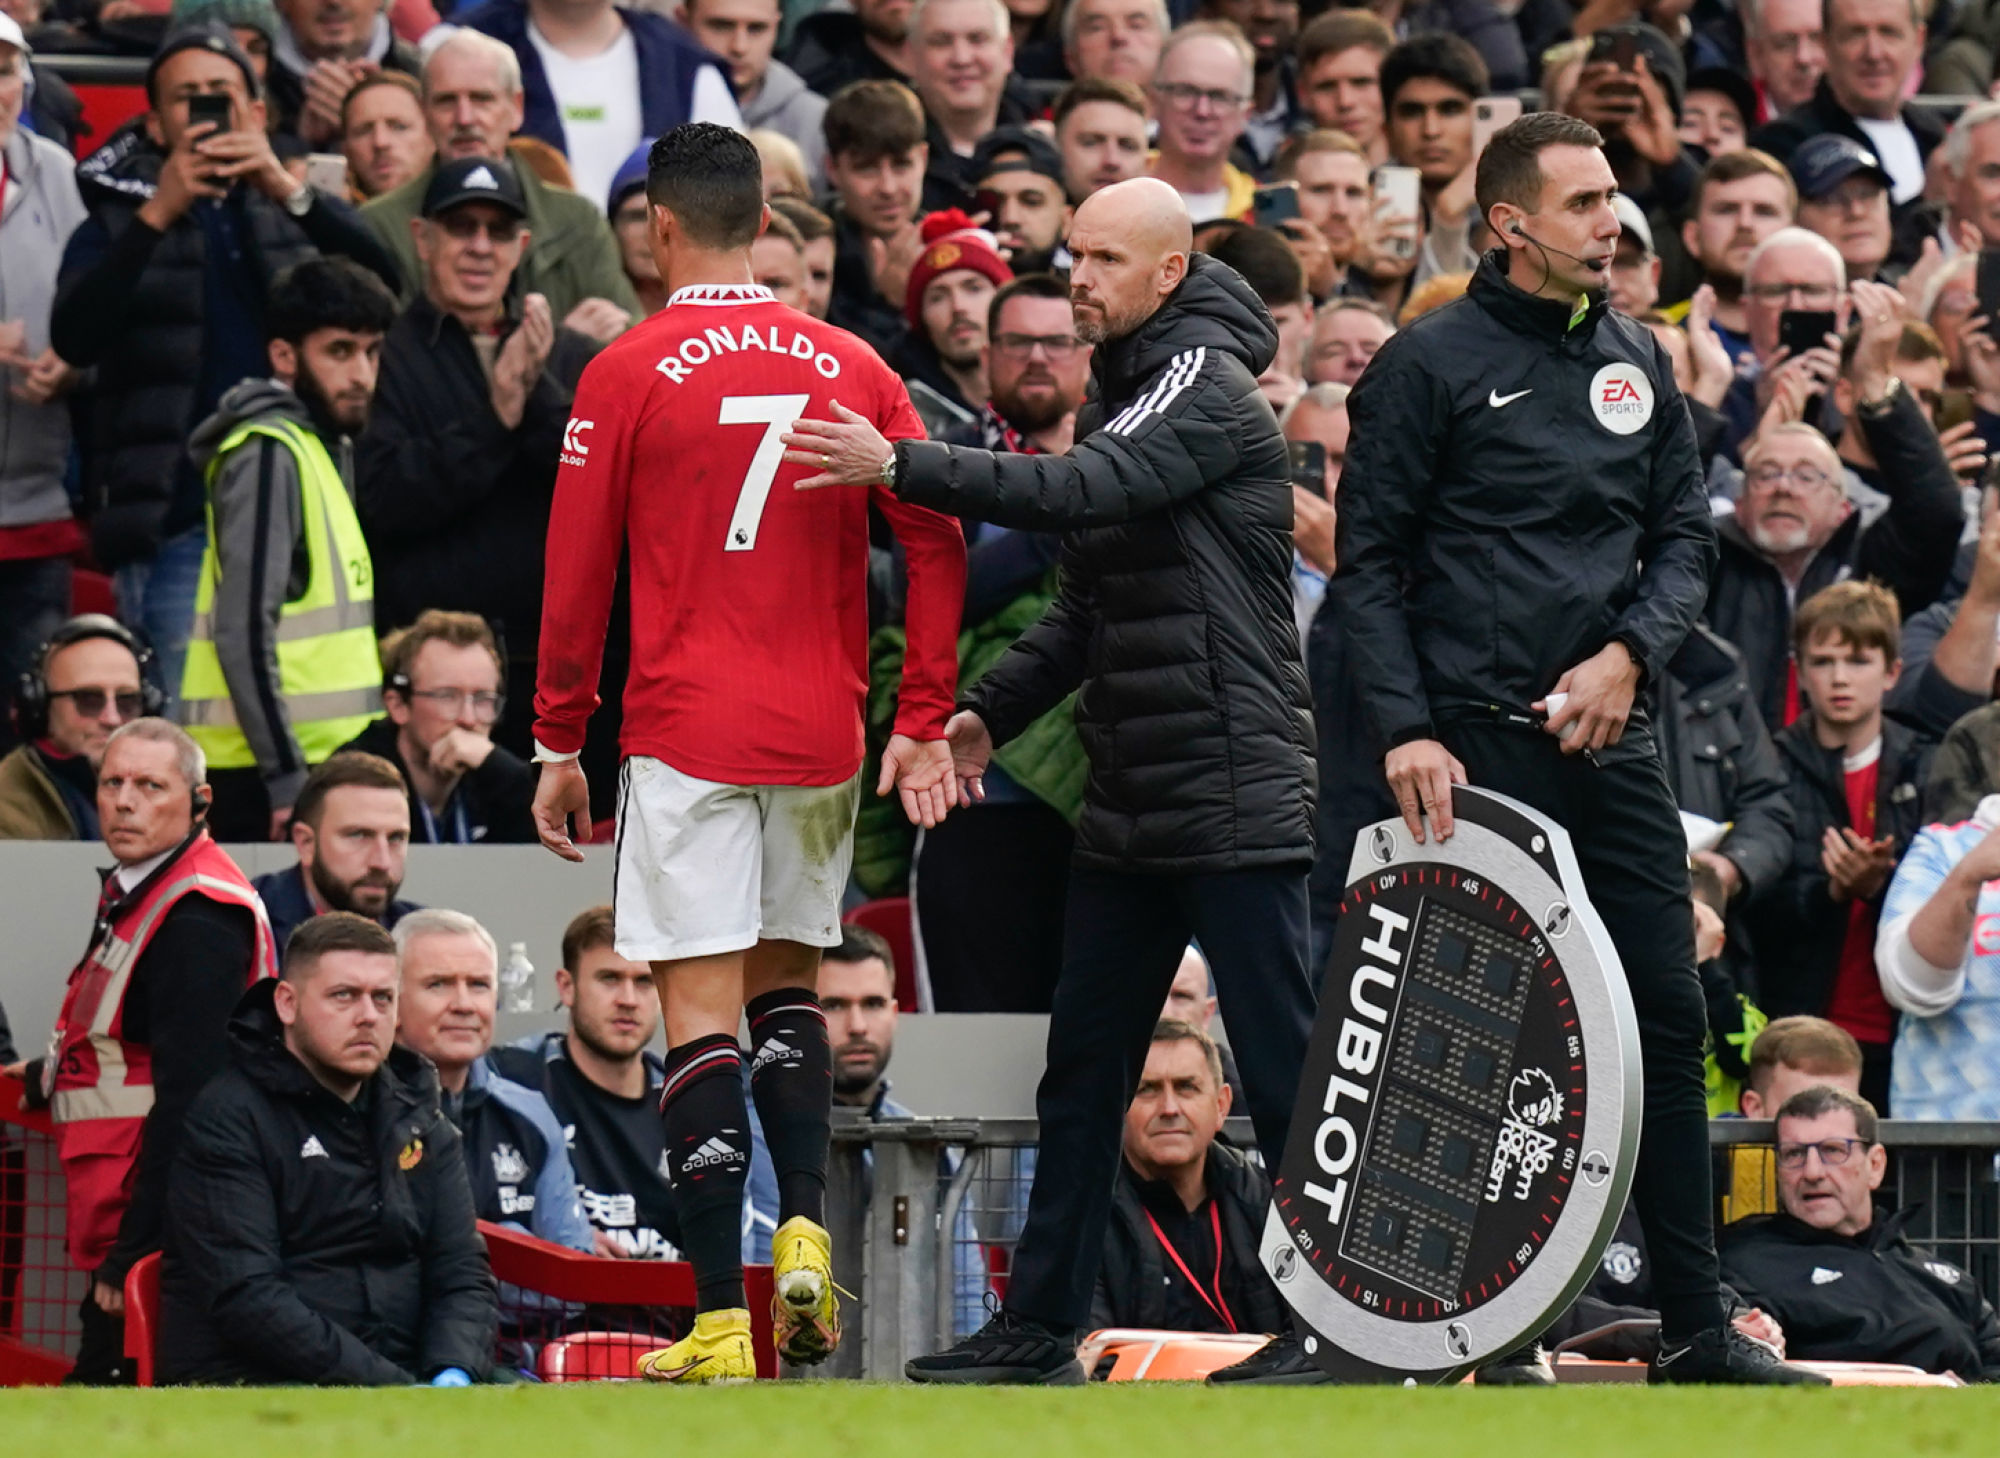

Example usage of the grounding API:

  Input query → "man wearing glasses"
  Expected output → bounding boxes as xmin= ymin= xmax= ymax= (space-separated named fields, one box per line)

xmin=336 ymin=610 xmax=538 ymax=845
xmin=0 ymin=617 xmax=151 ymax=840
xmin=1719 ymin=1084 xmax=2000 ymax=1378
xmin=1147 ymin=23 xmax=1259 ymax=225
xmin=1709 ymin=258 xmax=1967 ymax=730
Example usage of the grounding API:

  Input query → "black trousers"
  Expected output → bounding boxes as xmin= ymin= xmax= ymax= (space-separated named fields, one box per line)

xmin=915 ymin=801 xmax=1073 ymax=1012
xmin=1442 ymin=721 xmax=1726 ymax=1341
xmin=1003 ymin=865 xmax=1317 ymax=1330
xmin=66 ymin=1291 xmax=132 ymax=1385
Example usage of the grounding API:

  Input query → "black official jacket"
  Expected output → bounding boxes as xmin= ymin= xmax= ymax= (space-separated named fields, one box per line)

xmin=1334 ymin=250 xmax=1716 ymax=752
xmin=1719 ymin=1205 xmax=2000 ymax=1379
xmin=160 ymin=980 xmax=497 ymax=1385
xmin=892 ymin=255 xmax=1315 ymax=873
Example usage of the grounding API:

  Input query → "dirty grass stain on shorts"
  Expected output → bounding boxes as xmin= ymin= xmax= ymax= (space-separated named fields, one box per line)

xmin=789 ymin=776 xmax=862 ymax=868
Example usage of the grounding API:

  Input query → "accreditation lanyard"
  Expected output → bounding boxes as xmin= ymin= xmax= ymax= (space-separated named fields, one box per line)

xmin=415 ymin=791 xmax=470 ymax=845
xmin=1142 ymin=1201 xmax=1237 ymax=1333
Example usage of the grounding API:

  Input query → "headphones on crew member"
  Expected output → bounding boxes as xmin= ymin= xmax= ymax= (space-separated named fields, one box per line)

xmin=11 ymin=615 xmax=163 ymax=744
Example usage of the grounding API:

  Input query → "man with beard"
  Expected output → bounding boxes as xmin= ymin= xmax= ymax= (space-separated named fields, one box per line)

xmin=1667 ymin=150 xmax=1797 ymax=368
xmin=970 ymin=127 xmax=1071 ymax=273
xmin=787 ymin=0 xmax=915 ymax=96
xmin=252 ymin=752 xmax=421 ymax=953
xmin=898 ymin=210 xmax=1014 ymax=437
xmin=884 ymin=274 xmax=1090 ymax=1012
xmin=178 ymin=258 xmax=397 ymax=842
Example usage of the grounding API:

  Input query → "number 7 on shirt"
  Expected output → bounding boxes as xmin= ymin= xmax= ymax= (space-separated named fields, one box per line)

xmin=720 ymin=393 xmax=810 ymax=552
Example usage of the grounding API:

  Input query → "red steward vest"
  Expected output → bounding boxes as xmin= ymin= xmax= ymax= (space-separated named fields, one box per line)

xmin=48 ymin=832 xmax=275 ymax=1270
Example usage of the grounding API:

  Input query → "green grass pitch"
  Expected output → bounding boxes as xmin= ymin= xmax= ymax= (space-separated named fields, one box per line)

xmin=1 ymin=1384 xmax=1992 ymax=1458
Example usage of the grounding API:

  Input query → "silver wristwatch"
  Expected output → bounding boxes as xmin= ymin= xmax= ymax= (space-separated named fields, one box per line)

xmin=876 ymin=450 xmax=899 ymax=488
xmin=282 ymin=182 xmax=315 ymax=218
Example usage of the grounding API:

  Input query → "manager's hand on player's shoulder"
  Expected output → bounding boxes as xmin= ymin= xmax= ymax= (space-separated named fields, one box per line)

xmin=532 ymin=760 xmax=592 ymax=862
xmin=1383 ymin=739 xmax=1467 ymax=845
xmin=880 ymin=734 xmax=957 ymax=830
xmin=783 ymin=402 xmax=893 ymax=489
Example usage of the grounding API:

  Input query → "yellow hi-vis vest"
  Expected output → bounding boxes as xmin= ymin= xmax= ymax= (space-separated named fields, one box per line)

xmin=179 ymin=418 xmax=381 ymax=769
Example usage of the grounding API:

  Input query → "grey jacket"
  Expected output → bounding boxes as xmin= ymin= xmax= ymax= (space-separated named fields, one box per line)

xmin=0 ymin=128 xmax=86 ymax=530
xmin=186 ymin=380 xmax=355 ymax=810
xmin=740 ymin=59 xmax=827 ymax=192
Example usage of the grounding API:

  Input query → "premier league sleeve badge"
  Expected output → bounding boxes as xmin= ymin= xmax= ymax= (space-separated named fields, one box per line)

xmin=1262 ymin=786 xmax=1644 ymax=1383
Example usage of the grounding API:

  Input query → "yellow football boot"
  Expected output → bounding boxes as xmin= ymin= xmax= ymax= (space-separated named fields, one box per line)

xmin=770 ymin=1216 xmax=842 ymax=1365
xmin=636 ymin=1308 xmax=756 ymax=1384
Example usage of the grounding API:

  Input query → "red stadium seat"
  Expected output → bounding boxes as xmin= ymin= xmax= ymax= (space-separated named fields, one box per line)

xmin=122 ymin=1251 xmax=162 ymax=1388
xmin=537 ymin=1330 xmax=663 ymax=1381
xmin=70 ymin=569 xmax=116 ymax=619
xmin=844 ymin=897 xmax=918 ymax=1010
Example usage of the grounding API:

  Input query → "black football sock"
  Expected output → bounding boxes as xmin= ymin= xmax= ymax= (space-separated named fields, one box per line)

xmin=658 ymin=1033 xmax=751 ymax=1312
xmin=745 ymin=987 xmax=832 ymax=1227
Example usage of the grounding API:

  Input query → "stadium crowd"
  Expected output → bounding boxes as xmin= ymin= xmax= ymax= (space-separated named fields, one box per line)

xmin=4 ymin=0 xmax=2000 ymax=1387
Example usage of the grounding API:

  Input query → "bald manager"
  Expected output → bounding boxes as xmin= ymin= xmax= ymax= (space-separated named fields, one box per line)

xmin=787 ymin=178 xmax=1316 ymax=1385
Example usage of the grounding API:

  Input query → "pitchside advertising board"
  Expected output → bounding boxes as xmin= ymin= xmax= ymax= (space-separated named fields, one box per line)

xmin=1263 ymin=786 xmax=1643 ymax=1383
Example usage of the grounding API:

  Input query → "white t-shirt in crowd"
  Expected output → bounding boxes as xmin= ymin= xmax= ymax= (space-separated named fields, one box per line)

xmin=527 ymin=21 xmax=745 ymax=211
xmin=1176 ymin=185 xmax=1229 ymax=224
xmin=1853 ymin=115 xmax=1925 ymax=205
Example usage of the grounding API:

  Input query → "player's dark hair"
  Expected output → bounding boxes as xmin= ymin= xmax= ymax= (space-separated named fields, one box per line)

xmin=561 ymin=903 xmax=618 ymax=971
xmin=1474 ymin=111 xmax=1604 ymax=223
xmin=1150 ymin=1017 xmax=1225 ymax=1091
xmin=825 ymin=923 xmax=895 ymax=976
xmin=1378 ymin=32 xmax=1487 ymax=110
xmin=823 ymin=79 xmax=927 ymax=166
xmin=1202 ymin=227 xmax=1307 ymax=309
xmin=284 ymin=909 xmax=397 ymax=982
xmin=292 ymin=752 xmax=407 ymax=833
xmin=987 ymin=271 xmax=1072 ymax=336
xmin=646 ymin=122 xmax=765 ymax=249
xmin=266 ymin=258 xmax=398 ymax=347
xmin=1775 ymin=1082 xmax=1879 ymax=1144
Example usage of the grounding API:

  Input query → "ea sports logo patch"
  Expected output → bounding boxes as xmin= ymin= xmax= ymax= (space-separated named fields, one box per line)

xmin=1589 ymin=362 xmax=1653 ymax=435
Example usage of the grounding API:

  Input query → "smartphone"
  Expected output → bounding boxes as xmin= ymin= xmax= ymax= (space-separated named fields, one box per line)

xmin=1253 ymin=183 xmax=1300 ymax=228
xmin=1471 ymin=96 xmax=1523 ymax=157
xmin=305 ymin=153 xmax=349 ymax=196
xmin=1588 ymin=30 xmax=1640 ymax=70
xmin=186 ymin=92 xmax=232 ymax=133
xmin=1778 ymin=308 xmax=1838 ymax=359
xmin=1372 ymin=164 xmax=1422 ymax=261
xmin=1289 ymin=441 xmax=1327 ymax=498
xmin=1978 ymin=250 xmax=2000 ymax=331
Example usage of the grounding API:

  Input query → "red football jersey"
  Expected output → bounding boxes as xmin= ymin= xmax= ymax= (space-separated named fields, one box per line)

xmin=534 ymin=283 xmax=967 ymax=786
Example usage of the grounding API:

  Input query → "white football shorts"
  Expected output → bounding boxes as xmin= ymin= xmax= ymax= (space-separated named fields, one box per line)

xmin=612 ymin=755 xmax=862 ymax=962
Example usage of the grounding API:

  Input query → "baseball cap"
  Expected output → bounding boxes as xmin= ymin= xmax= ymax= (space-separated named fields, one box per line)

xmin=1789 ymin=134 xmax=1891 ymax=201
xmin=0 ymin=13 xmax=33 ymax=56
xmin=970 ymin=125 xmax=1066 ymax=188
xmin=146 ymin=23 xmax=261 ymax=103
xmin=422 ymin=155 xmax=530 ymax=220
xmin=167 ymin=0 xmax=281 ymax=49
xmin=1612 ymin=193 xmax=1654 ymax=255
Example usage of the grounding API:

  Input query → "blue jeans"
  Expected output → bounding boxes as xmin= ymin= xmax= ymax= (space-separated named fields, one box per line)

xmin=0 ymin=554 xmax=72 ymax=753
xmin=112 ymin=524 xmax=206 ymax=720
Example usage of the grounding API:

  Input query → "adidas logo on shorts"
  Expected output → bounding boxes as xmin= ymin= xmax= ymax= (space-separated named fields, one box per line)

xmin=751 ymin=1037 xmax=801 ymax=1074
xmin=683 ymin=1136 xmax=743 ymax=1172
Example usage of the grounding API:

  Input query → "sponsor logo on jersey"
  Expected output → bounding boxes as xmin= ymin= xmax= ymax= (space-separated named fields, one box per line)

xmin=300 ymin=1135 xmax=328 ymax=1160
xmin=560 ymin=418 xmax=593 ymax=467
xmin=653 ymin=324 xmax=844 ymax=385
xmin=491 ymin=1141 xmax=531 ymax=1185
xmin=1588 ymin=363 xmax=1654 ymax=435
xmin=498 ymin=1187 xmax=536 ymax=1216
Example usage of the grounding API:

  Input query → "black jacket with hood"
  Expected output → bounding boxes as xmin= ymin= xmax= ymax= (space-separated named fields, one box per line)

xmin=890 ymin=253 xmax=1315 ymax=873
xmin=159 ymin=979 xmax=497 ymax=1386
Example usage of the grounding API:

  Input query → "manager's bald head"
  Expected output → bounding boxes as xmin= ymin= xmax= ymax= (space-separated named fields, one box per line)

xmin=1068 ymin=177 xmax=1193 ymax=344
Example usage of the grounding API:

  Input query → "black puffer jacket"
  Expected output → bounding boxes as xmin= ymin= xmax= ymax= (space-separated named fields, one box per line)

xmin=1720 ymin=1205 xmax=2000 ymax=1379
xmin=1334 ymin=251 xmax=1716 ymax=750
xmin=892 ymin=254 xmax=1314 ymax=872
xmin=160 ymin=980 xmax=497 ymax=1386
xmin=51 ymin=123 xmax=397 ymax=569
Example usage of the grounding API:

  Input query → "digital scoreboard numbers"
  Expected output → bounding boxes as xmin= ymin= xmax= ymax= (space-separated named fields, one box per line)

xmin=1263 ymin=787 xmax=1643 ymax=1383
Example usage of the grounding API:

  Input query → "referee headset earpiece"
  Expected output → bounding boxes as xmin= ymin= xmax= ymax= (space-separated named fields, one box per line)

xmin=11 ymin=615 xmax=163 ymax=744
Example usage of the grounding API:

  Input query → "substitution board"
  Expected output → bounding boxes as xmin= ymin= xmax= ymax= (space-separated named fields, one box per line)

xmin=1262 ymin=785 xmax=1643 ymax=1382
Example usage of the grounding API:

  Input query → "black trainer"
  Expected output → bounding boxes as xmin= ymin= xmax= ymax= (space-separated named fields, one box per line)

xmin=904 ymin=1309 xmax=1085 ymax=1385
xmin=1204 ymin=1331 xmax=1330 ymax=1386
xmin=1473 ymin=1343 xmax=1556 ymax=1387
xmin=1649 ymin=1324 xmax=1830 ymax=1385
